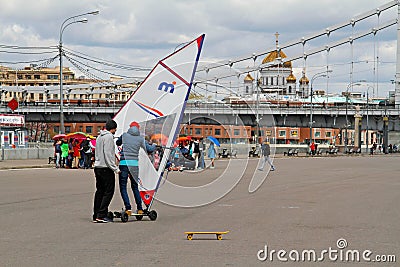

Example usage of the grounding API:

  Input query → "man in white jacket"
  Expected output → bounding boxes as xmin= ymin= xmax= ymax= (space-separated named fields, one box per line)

xmin=92 ymin=120 xmax=119 ymax=223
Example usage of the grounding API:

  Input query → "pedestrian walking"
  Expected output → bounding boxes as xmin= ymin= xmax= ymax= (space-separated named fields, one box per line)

xmin=258 ymin=139 xmax=275 ymax=171
xmin=207 ymin=142 xmax=216 ymax=169
xmin=191 ymin=138 xmax=200 ymax=169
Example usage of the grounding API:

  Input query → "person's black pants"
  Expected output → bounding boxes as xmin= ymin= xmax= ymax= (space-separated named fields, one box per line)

xmin=84 ymin=152 xmax=92 ymax=168
xmin=93 ymin=167 xmax=115 ymax=219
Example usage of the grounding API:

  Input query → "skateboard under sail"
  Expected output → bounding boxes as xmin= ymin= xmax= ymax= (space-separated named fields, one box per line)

xmin=112 ymin=34 xmax=205 ymax=221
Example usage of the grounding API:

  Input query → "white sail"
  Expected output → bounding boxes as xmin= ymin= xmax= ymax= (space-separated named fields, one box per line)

xmin=113 ymin=34 xmax=205 ymax=206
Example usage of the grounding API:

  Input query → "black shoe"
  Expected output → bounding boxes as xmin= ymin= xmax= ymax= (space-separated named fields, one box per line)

xmin=95 ymin=217 xmax=113 ymax=223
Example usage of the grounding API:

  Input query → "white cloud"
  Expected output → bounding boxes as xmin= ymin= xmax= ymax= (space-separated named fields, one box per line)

xmin=0 ymin=0 xmax=397 ymax=96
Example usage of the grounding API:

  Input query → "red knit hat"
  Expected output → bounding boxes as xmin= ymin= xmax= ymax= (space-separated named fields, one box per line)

xmin=130 ymin=121 xmax=140 ymax=129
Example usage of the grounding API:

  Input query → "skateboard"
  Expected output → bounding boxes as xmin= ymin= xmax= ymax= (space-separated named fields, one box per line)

xmin=112 ymin=210 xmax=158 ymax=222
xmin=185 ymin=231 xmax=229 ymax=240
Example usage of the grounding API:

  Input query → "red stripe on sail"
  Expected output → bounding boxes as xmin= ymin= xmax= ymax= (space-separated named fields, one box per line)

xmin=140 ymin=190 xmax=156 ymax=206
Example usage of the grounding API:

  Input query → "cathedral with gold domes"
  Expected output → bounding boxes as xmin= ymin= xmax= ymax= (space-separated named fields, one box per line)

xmin=242 ymin=32 xmax=310 ymax=99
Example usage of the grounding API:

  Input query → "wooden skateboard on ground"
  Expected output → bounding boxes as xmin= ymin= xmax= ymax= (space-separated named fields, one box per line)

xmin=185 ymin=231 xmax=229 ymax=240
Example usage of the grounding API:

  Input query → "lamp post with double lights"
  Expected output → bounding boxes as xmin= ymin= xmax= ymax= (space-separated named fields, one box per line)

xmin=344 ymin=81 xmax=363 ymax=153
xmin=58 ymin=10 xmax=99 ymax=134
xmin=309 ymin=70 xmax=332 ymax=145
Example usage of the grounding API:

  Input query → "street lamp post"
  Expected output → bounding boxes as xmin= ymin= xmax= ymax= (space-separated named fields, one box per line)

xmin=344 ymin=81 xmax=362 ymax=153
xmin=58 ymin=10 xmax=99 ymax=134
xmin=363 ymin=84 xmax=374 ymax=154
xmin=309 ymin=70 xmax=331 ymax=145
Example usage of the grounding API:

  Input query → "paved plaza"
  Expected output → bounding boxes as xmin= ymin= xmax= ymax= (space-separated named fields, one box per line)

xmin=0 ymin=155 xmax=399 ymax=266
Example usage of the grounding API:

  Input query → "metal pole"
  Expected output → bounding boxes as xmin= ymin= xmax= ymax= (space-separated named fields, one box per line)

xmin=383 ymin=114 xmax=389 ymax=154
xmin=344 ymin=82 xmax=362 ymax=153
xmin=345 ymin=92 xmax=348 ymax=153
xmin=366 ymin=90 xmax=369 ymax=154
xmin=309 ymin=83 xmax=313 ymax=145
xmin=395 ymin=3 xmax=400 ymax=107
xmin=59 ymin=42 xmax=64 ymax=134
xmin=58 ymin=11 xmax=98 ymax=134
xmin=309 ymin=71 xmax=331 ymax=146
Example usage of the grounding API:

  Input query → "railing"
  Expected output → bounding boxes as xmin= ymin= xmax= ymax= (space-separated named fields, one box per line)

xmin=0 ymin=100 xmax=399 ymax=116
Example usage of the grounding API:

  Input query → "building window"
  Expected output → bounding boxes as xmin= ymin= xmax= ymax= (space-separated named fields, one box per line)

xmin=17 ymin=75 xmax=23 ymax=80
xmin=79 ymin=126 xmax=83 ymax=132
xmin=290 ymin=130 xmax=298 ymax=137
xmin=326 ymin=132 xmax=332 ymax=138
xmin=315 ymin=131 xmax=321 ymax=138
xmin=246 ymin=86 xmax=249 ymax=94
xmin=195 ymin=128 xmax=202 ymax=135
xmin=86 ymin=126 xmax=93 ymax=134
xmin=54 ymin=126 xmax=59 ymax=133
xmin=97 ymin=126 xmax=102 ymax=135
xmin=18 ymin=131 xmax=25 ymax=146
xmin=34 ymin=75 xmax=40 ymax=79
xmin=65 ymin=126 xmax=71 ymax=133
xmin=279 ymin=130 xmax=286 ymax=137
xmin=25 ymin=75 xmax=31 ymax=79
xmin=214 ymin=128 xmax=221 ymax=136
xmin=234 ymin=129 xmax=240 ymax=136
xmin=8 ymin=131 xmax=14 ymax=145
xmin=47 ymin=75 xmax=58 ymax=80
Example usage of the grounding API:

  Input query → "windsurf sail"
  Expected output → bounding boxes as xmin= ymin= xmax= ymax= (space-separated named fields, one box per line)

xmin=113 ymin=34 xmax=205 ymax=207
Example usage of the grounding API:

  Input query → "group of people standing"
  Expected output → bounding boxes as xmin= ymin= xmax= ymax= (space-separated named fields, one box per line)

xmin=53 ymin=137 xmax=93 ymax=169
xmin=172 ymin=137 xmax=218 ymax=170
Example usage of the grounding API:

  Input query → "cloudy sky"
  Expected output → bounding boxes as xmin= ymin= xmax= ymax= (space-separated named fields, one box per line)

xmin=0 ymin=0 xmax=398 ymax=97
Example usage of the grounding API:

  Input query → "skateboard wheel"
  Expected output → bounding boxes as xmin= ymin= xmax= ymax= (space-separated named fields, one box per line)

xmin=135 ymin=215 xmax=143 ymax=221
xmin=187 ymin=234 xmax=193 ymax=240
xmin=121 ymin=212 xmax=129 ymax=223
xmin=217 ymin=234 xmax=222 ymax=240
xmin=107 ymin=211 xmax=114 ymax=221
xmin=148 ymin=210 xmax=157 ymax=221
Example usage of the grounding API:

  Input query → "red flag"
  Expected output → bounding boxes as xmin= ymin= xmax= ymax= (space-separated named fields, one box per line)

xmin=140 ymin=190 xmax=155 ymax=206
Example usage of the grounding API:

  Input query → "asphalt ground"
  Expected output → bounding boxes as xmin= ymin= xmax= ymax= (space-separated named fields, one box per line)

xmin=0 ymin=155 xmax=399 ymax=267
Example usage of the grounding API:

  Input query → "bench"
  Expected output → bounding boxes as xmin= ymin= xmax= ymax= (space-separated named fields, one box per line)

xmin=284 ymin=148 xmax=298 ymax=156
xmin=218 ymin=149 xmax=238 ymax=158
xmin=344 ymin=147 xmax=361 ymax=155
xmin=248 ymin=147 xmax=260 ymax=157
xmin=326 ymin=148 xmax=338 ymax=155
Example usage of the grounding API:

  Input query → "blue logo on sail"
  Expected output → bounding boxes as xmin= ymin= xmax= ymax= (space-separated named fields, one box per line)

xmin=158 ymin=81 xmax=176 ymax=94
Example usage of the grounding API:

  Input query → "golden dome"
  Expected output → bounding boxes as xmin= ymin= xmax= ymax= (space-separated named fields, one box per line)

xmin=286 ymin=71 xmax=296 ymax=82
xmin=244 ymin=73 xmax=254 ymax=82
xmin=299 ymin=75 xmax=309 ymax=84
xmin=262 ymin=50 xmax=292 ymax=68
